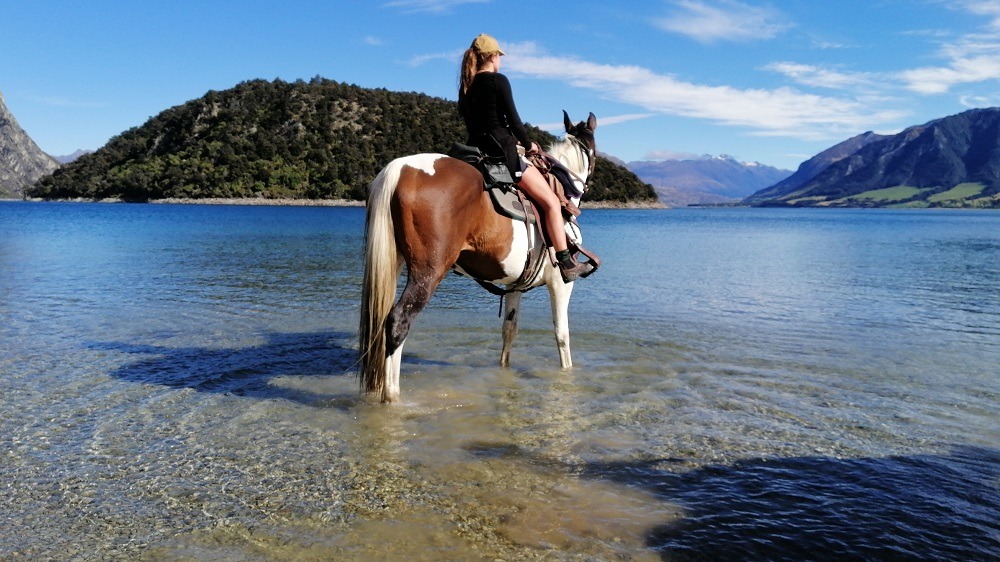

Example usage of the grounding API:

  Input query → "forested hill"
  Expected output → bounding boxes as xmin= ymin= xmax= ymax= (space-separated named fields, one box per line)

xmin=30 ymin=78 xmax=656 ymax=204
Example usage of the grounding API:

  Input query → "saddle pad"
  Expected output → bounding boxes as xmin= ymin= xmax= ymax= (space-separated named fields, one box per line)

xmin=446 ymin=145 xmax=534 ymax=223
xmin=488 ymin=185 xmax=535 ymax=223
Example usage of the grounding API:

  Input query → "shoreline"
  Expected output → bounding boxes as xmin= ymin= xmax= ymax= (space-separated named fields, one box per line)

xmin=16 ymin=196 xmax=668 ymax=209
xmin=151 ymin=197 xmax=367 ymax=207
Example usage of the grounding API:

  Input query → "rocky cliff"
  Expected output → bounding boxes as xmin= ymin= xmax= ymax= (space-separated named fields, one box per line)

xmin=0 ymin=92 xmax=59 ymax=197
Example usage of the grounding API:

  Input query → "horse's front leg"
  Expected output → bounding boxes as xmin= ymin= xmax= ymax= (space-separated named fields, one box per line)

xmin=547 ymin=274 xmax=575 ymax=368
xmin=500 ymin=291 xmax=523 ymax=368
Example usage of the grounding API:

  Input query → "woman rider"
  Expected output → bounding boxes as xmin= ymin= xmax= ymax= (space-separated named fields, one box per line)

xmin=457 ymin=33 xmax=594 ymax=283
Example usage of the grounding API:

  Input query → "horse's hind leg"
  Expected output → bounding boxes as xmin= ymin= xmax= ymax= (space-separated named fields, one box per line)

xmin=500 ymin=291 xmax=523 ymax=368
xmin=382 ymin=269 xmax=446 ymax=402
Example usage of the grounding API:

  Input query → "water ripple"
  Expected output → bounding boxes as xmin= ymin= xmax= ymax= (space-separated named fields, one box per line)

xmin=585 ymin=447 xmax=1000 ymax=561
xmin=3 ymin=203 xmax=999 ymax=560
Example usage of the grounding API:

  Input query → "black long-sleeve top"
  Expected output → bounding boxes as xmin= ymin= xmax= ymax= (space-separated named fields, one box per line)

xmin=458 ymin=71 xmax=533 ymax=157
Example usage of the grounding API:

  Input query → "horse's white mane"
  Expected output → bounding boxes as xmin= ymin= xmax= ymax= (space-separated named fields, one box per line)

xmin=546 ymin=135 xmax=591 ymax=183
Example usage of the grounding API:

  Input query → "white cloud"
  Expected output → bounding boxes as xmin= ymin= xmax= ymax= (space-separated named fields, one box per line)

xmin=654 ymin=0 xmax=793 ymax=43
xmin=943 ymin=0 xmax=1000 ymax=29
xmin=809 ymin=38 xmax=851 ymax=50
xmin=364 ymin=36 xmax=383 ymax=46
xmin=897 ymin=1 xmax=1000 ymax=93
xmin=26 ymin=95 xmax=106 ymax=109
xmin=761 ymin=2 xmax=1000 ymax=98
xmin=642 ymin=149 xmax=704 ymax=160
xmin=764 ymin=62 xmax=876 ymax=90
xmin=594 ymin=113 xmax=656 ymax=126
xmin=383 ymin=0 xmax=488 ymax=14
xmin=898 ymin=37 xmax=1000 ymax=93
xmin=504 ymin=43 xmax=905 ymax=141
xmin=959 ymin=93 xmax=1000 ymax=107
xmin=900 ymin=28 xmax=953 ymax=38
xmin=405 ymin=50 xmax=462 ymax=67
xmin=534 ymin=113 xmax=654 ymax=132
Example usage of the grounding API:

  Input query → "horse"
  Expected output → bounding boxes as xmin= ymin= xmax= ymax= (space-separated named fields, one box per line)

xmin=358 ymin=111 xmax=598 ymax=403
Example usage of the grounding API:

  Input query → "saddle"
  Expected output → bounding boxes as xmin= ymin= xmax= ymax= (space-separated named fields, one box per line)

xmin=448 ymin=143 xmax=528 ymax=221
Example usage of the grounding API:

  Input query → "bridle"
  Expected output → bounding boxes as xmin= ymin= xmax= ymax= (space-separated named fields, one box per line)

xmin=566 ymin=133 xmax=597 ymax=181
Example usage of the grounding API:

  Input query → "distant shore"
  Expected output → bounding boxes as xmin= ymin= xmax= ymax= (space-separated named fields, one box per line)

xmin=152 ymin=197 xmax=366 ymax=207
xmin=18 ymin=196 xmax=667 ymax=209
xmin=584 ymin=199 xmax=668 ymax=209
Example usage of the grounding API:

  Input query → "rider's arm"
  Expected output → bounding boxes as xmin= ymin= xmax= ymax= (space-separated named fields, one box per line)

xmin=495 ymin=73 xmax=533 ymax=151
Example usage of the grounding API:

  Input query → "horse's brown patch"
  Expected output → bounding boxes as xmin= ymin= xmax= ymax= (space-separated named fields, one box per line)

xmin=393 ymin=157 xmax=515 ymax=282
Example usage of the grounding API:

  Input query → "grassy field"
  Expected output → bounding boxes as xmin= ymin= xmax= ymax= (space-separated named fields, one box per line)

xmin=927 ymin=182 xmax=985 ymax=203
xmin=828 ymin=185 xmax=929 ymax=206
xmin=851 ymin=185 xmax=927 ymax=202
xmin=772 ymin=181 xmax=998 ymax=208
xmin=787 ymin=195 xmax=830 ymax=205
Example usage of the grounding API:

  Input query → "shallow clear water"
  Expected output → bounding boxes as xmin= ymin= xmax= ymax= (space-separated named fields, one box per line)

xmin=1 ymin=202 xmax=998 ymax=560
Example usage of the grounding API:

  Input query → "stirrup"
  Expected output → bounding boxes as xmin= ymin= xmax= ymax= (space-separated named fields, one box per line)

xmin=569 ymin=245 xmax=600 ymax=278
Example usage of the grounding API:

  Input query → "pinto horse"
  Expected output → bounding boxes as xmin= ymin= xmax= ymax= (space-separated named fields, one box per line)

xmin=359 ymin=111 xmax=597 ymax=403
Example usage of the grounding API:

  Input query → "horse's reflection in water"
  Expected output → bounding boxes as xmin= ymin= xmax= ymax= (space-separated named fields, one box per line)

xmin=359 ymin=112 xmax=599 ymax=403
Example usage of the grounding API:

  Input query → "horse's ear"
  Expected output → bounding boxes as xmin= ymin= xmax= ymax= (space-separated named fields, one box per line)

xmin=587 ymin=112 xmax=597 ymax=131
xmin=563 ymin=110 xmax=573 ymax=133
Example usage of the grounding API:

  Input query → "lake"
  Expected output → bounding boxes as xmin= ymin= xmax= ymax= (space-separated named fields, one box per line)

xmin=1 ymin=201 xmax=998 ymax=560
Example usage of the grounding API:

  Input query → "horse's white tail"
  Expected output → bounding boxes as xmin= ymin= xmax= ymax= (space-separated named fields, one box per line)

xmin=359 ymin=160 xmax=403 ymax=398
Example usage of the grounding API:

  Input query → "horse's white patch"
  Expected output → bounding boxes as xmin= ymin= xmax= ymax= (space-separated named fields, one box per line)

xmin=399 ymin=153 xmax=446 ymax=176
xmin=452 ymin=218 xmax=534 ymax=285
xmin=495 ymin=217 xmax=533 ymax=283
xmin=502 ymin=218 xmax=530 ymax=273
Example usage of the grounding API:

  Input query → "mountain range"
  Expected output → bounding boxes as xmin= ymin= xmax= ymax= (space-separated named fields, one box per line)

xmin=0 ymin=92 xmax=59 ymax=197
xmin=627 ymin=156 xmax=791 ymax=206
xmin=7 ymin=79 xmax=1000 ymax=208
xmin=745 ymin=108 xmax=1000 ymax=208
xmin=54 ymin=149 xmax=92 ymax=164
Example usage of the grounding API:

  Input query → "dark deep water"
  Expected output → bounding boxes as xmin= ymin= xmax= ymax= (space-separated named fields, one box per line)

xmin=1 ymin=201 xmax=997 ymax=560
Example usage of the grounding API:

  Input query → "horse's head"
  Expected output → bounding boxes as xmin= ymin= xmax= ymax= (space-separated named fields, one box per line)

xmin=561 ymin=110 xmax=597 ymax=181
xmin=546 ymin=111 xmax=597 ymax=205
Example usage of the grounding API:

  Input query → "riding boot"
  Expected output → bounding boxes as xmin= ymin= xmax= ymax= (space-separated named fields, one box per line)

xmin=556 ymin=251 xmax=595 ymax=283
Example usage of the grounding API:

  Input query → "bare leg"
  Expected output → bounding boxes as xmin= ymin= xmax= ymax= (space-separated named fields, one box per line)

xmin=518 ymin=165 xmax=593 ymax=283
xmin=517 ymin=165 xmax=567 ymax=253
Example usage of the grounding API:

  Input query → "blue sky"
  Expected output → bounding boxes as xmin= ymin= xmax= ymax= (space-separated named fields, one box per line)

xmin=3 ymin=0 xmax=1000 ymax=170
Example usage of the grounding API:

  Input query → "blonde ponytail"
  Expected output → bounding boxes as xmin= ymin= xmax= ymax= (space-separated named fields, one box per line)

xmin=459 ymin=47 xmax=478 ymax=97
xmin=459 ymin=34 xmax=501 ymax=97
